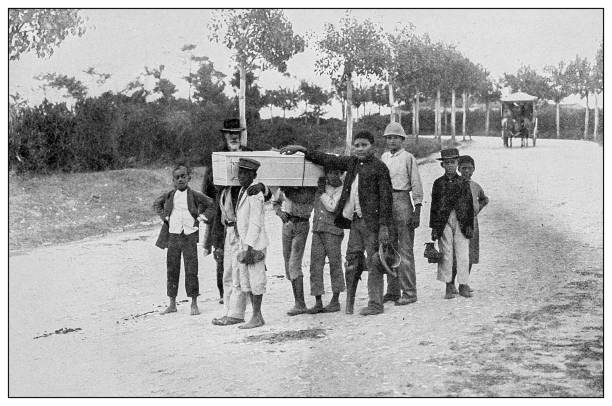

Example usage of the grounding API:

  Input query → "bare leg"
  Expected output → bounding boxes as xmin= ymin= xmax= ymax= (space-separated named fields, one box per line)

xmin=190 ymin=296 xmax=200 ymax=315
xmin=162 ymin=297 xmax=177 ymax=314
xmin=239 ymin=293 xmax=265 ymax=329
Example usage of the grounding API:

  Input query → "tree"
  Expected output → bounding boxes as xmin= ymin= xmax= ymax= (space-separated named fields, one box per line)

xmin=272 ymin=87 xmax=299 ymax=120
xmin=592 ymin=41 xmax=603 ymax=141
xmin=503 ymin=65 xmax=550 ymax=100
xmin=230 ymin=70 xmax=266 ymax=124
xmin=180 ymin=43 xmax=198 ymax=103
xmin=315 ymin=13 xmax=390 ymax=154
xmin=565 ymin=56 xmax=593 ymax=140
xmin=187 ymin=57 xmax=228 ymax=107
xmin=474 ymin=69 xmax=502 ymax=137
xmin=369 ymin=83 xmax=389 ymax=115
xmin=298 ymin=81 xmax=331 ymax=125
xmin=209 ymin=9 xmax=305 ymax=145
xmin=35 ymin=72 xmax=87 ymax=102
xmin=144 ymin=65 xmax=177 ymax=101
xmin=9 ymin=9 xmax=87 ymax=61
xmin=544 ymin=61 xmax=572 ymax=138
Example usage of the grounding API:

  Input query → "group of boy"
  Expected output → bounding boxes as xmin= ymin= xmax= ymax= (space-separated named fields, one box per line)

xmin=153 ymin=118 xmax=488 ymax=329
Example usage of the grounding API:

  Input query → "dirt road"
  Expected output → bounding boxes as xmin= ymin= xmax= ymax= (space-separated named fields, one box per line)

xmin=9 ymin=137 xmax=602 ymax=396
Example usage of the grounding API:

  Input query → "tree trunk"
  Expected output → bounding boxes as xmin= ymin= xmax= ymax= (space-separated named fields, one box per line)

xmin=485 ymin=101 xmax=490 ymax=136
xmin=434 ymin=89 xmax=439 ymax=138
xmin=283 ymin=109 xmax=286 ymax=121
xmin=345 ymin=78 xmax=353 ymax=156
xmin=238 ymin=63 xmax=247 ymax=146
xmin=412 ymin=100 xmax=416 ymax=137
xmin=341 ymin=100 xmax=346 ymax=122
xmin=388 ymin=75 xmax=395 ymax=123
xmin=415 ymin=89 xmax=420 ymax=138
xmin=451 ymin=89 xmax=456 ymax=141
xmin=462 ymin=91 xmax=467 ymax=141
xmin=556 ymin=101 xmax=560 ymax=139
xmin=593 ymin=93 xmax=599 ymax=141
xmin=583 ymin=94 xmax=589 ymax=140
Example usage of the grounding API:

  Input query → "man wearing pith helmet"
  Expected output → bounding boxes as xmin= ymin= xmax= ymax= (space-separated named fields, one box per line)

xmin=380 ymin=122 xmax=424 ymax=305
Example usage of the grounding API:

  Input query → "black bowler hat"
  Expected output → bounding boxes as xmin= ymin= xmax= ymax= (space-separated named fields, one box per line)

xmin=437 ymin=148 xmax=460 ymax=161
xmin=238 ymin=158 xmax=260 ymax=172
xmin=221 ymin=118 xmax=244 ymax=133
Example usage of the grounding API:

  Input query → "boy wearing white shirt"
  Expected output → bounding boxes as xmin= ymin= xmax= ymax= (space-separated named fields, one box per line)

xmin=380 ymin=122 xmax=423 ymax=305
xmin=153 ymin=164 xmax=216 ymax=315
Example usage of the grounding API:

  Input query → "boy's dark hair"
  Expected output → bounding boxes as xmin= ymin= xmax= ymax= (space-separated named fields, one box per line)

xmin=173 ymin=161 xmax=191 ymax=175
xmin=354 ymin=131 xmax=375 ymax=145
xmin=458 ymin=155 xmax=475 ymax=168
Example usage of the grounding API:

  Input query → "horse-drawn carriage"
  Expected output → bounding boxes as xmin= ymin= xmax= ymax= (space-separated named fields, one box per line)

xmin=501 ymin=92 xmax=539 ymax=147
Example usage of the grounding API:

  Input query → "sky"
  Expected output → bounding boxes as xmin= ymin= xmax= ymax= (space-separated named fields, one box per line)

xmin=8 ymin=9 xmax=603 ymax=117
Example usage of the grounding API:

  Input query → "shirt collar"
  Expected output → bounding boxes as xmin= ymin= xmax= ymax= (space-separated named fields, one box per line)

xmin=388 ymin=149 xmax=404 ymax=157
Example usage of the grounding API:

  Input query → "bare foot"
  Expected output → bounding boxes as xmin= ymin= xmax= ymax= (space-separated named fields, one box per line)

xmin=190 ymin=304 xmax=200 ymax=315
xmin=238 ymin=315 xmax=265 ymax=329
xmin=161 ymin=305 xmax=177 ymax=314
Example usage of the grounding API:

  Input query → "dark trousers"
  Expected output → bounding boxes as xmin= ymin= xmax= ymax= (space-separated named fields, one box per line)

xmin=215 ymin=254 xmax=224 ymax=298
xmin=167 ymin=232 xmax=199 ymax=298
xmin=346 ymin=218 xmax=384 ymax=310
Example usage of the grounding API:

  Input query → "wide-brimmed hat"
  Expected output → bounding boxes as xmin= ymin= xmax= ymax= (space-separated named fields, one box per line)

xmin=383 ymin=122 xmax=406 ymax=138
xmin=372 ymin=243 xmax=401 ymax=277
xmin=238 ymin=157 xmax=260 ymax=172
xmin=437 ymin=148 xmax=460 ymax=161
xmin=221 ymin=118 xmax=244 ymax=133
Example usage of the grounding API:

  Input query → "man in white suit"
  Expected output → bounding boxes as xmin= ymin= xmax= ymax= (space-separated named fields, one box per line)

xmin=234 ymin=158 xmax=269 ymax=329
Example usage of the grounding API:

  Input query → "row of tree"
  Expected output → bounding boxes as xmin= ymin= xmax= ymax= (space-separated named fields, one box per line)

xmin=9 ymin=9 xmax=604 ymax=159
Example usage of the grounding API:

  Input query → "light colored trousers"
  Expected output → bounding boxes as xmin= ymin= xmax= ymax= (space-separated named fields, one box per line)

xmin=222 ymin=227 xmax=248 ymax=319
xmin=386 ymin=191 xmax=417 ymax=298
xmin=437 ymin=210 xmax=470 ymax=285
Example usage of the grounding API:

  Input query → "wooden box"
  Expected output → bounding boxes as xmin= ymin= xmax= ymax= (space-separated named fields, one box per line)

xmin=212 ymin=151 xmax=324 ymax=187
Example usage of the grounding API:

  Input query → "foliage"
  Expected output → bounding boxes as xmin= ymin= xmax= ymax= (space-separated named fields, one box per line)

xmin=503 ymin=65 xmax=551 ymax=100
xmin=565 ymin=56 xmax=593 ymax=98
xmin=188 ymin=58 xmax=228 ymax=107
xmin=9 ymin=9 xmax=87 ymax=61
xmin=209 ymin=9 xmax=305 ymax=73
xmin=543 ymin=62 xmax=572 ymax=103
xmin=314 ymin=13 xmax=390 ymax=83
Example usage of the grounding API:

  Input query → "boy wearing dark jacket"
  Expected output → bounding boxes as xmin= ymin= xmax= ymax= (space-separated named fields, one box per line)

xmin=154 ymin=163 xmax=216 ymax=315
xmin=429 ymin=148 xmax=475 ymax=299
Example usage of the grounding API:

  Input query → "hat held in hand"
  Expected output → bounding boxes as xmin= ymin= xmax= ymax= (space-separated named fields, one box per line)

xmin=372 ymin=243 xmax=401 ymax=277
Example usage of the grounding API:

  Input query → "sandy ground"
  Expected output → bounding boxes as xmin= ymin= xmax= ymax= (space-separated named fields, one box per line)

xmin=9 ymin=136 xmax=602 ymax=397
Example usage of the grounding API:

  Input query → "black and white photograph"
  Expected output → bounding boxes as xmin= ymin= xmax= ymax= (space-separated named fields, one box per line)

xmin=6 ymin=5 xmax=604 ymax=397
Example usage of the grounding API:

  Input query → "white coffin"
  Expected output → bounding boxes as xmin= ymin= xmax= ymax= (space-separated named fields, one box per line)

xmin=212 ymin=151 xmax=324 ymax=187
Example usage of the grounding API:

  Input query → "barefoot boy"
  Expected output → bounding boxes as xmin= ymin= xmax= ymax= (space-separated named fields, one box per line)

xmin=281 ymin=131 xmax=394 ymax=316
xmin=429 ymin=149 xmax=475 ymax=299
xmin=154 ymin=163 xmax=216 ymax=315
xmin=234 ymin=158 xmax=269 ymax=329
xmin=450 ymin=155 xmax=489 ymax=294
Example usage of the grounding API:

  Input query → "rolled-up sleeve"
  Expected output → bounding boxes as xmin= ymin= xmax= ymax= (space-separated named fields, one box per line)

xmin=408 ymin=154 xmax=424 ymax=205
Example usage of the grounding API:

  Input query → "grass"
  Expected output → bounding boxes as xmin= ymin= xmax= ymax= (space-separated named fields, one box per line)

xmin=9 ymin=166 xmax=206 ymax=252
xmin=9 ymin=137 xmax=458 ymax=252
